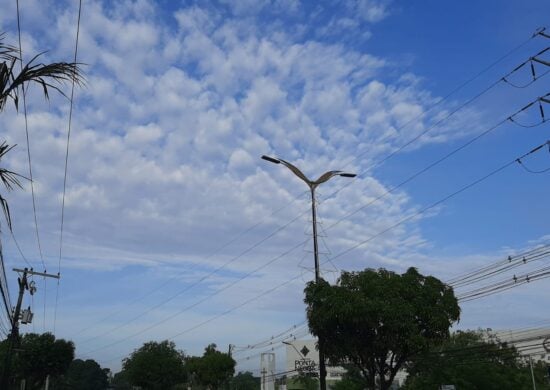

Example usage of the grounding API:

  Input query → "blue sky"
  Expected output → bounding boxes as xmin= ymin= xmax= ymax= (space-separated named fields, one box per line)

xmin=0 ymin=0 xmax=549 ymax=375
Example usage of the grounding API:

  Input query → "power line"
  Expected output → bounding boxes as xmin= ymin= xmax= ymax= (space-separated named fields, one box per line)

xmin=298 ymin=77 xmax=550 ymax=246
xmin=450 ymin=246 xmax=550 ymax=288
xmin=516 ymin=140 xmax=550 ymax=173
xmin=236 ymin=245 xmax=550 ymax=364
xmin=71 ymin=30 xmax=548 ymax=342
xmin=88 ymin=140 xmax=548 ymax=363
xmin=457 ymin=261 xmax=550 ymax=302
xmin=69 ymin=191 xmax=309 ymax=339
xmin=71 ymin=30 xmax=548 ymax=341
xmin=54 ymin=0 xmax=82 ymax=334
xmin=446 ymin=242 xmax=550 ymax=285
xmin=8 ymin=228 xmax=33 ymax=269
xmin=81 ymin=89 xmax=550 ymax=354
xmin=325 ymin=137 xmax=549 ymax=263
xmin=342 ymin=29 xmax=543 ymax=174
xmin=92 ymin=271 xmax=305 ymax=364
xmin=235 ymin=328 xmax=311 ymax=364
xmin=16 ymin=0 xmax=46 ymax=273
xmin=232 ymin=322 xmax=308 ymax=353
xmin=501 ymin=47 xmax=550 ymax=88
xmin=76 ymin=208 xmax=308 ymax=346
xmin=74 ymin=53 xmax=550 ymax=345
xmin=0 ymin=240 xmax=12 ymax=324
xmin=80 ymin=238 xmax=308 ymax=356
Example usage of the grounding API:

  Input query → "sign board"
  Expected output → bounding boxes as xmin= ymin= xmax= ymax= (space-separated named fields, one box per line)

xmin=440 ymin=386 xmax=456 ymax=390
xmin=295 ymin=358 xmax=316 ymax=372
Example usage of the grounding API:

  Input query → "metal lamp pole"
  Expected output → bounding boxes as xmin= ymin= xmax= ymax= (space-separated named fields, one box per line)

xmin=261 ymin=155 xmax=355 ymax=390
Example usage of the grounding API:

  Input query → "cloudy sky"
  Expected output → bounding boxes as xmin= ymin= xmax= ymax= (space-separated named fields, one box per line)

xmin=1 ymin=0 xmax=550 ymax=375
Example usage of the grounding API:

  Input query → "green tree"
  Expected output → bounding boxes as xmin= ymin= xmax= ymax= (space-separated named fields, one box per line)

xmin=304 ymin=267 xmax=460 ymax=390
xmin=187 ymin=343 xmax=235 ymax=389
xmin=331 ymin=365 xmax=367 ymax=390
xmin=286 ymin=373 xmax=319 ymax=390
xmin=404 ymin=330 xmax=549 ymax=390
xmin=60 ymin=358 xmax=109 ymax=390
xmin=230 ymin=371 xmax=259 ymax=389
xmin=0 ymin=332 xmax=75 ymax=389
xmin=111 ymin=370 xmax=132 ymax=390
xmin=122 ymin=340 xmax=186 ymax=390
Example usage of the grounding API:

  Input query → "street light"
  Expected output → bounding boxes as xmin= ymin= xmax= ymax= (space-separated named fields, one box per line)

xmin=282 ymin=340 xmax=304 ymax=358
xmin=261 ymin=155 xmax=356 ymax=390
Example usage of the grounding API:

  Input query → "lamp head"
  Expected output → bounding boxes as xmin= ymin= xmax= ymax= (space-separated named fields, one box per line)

xmin=261 ymin=155 xmax=281 ymax=164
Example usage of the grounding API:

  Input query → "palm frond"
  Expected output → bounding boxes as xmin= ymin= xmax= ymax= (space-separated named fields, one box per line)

xmin=0 ymin=195 xmax=12 ymax=231
xmin=0 ymin=33 xmax=85 ymax=112
xmin=0 ymin=142 xmax=23 ymax=231
xmin=0 ymin=33 xmax=19 ymax=63
xmin=0 ymin=142 xmax=24 ymax=190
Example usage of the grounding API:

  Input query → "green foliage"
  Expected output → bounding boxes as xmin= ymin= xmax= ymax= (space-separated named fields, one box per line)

xmin=60 ymin=359 xmax=109 ymax=390
xmin=187 ymin=343 xmax=236 ymax=389
xmin=0 ymin=332 xmax=74 ymax=389
xmin=304 ymin=267 xmax=460 ymax=390
xmin=122 ymin=340 xmax=186 ymax=390
xmin=331 ymin=365 xmax=367 ymax=390
xmin=111 ymin=370 xmax=132 ymax=390
xmin=0 ymin=141 xmax=22 ymax=229
xmin=286 ymin=374 xmax=319 ymax=390
xmin=230 ymin=371 xmax=260 ymax=389
xmin=0 ymin=33 xmax=83 ymax=230
xmin=404 ymin=330 xmax=550 ymax=390
xmin=0 ymin=33 xmax=83 ymax=112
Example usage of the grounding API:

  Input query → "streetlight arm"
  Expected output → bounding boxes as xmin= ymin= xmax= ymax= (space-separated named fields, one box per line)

xmin=262 ymin=155 xmax=312 ymax=186
xmin=312 ymin=171 xmax=357 ymax=186
xmin=282 ymin=341 xmax=304 ymax=358
xmin=261 ymin=155 xmax=281 ymax=164
xmin=313 ymin=171 xmax=344 ymax=186
xmin=279 ymin=159 xmax=311 ymax=186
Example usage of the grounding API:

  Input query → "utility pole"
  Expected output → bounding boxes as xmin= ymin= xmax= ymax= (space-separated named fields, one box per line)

xmin=1 ymin=268 xmax=59 ymax=389
xmin=228 ymin=344 xmax=233 ymax=358
xmin=261 ymin=155 xmax=355 ymax=390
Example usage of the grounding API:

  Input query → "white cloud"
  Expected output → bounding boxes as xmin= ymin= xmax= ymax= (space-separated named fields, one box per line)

xmin=0 ymin=0 xmax=511 ymax=373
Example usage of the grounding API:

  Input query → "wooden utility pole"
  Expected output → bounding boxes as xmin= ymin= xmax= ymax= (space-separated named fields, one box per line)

xmin=1 ymin=268 xmax=59 ymax=389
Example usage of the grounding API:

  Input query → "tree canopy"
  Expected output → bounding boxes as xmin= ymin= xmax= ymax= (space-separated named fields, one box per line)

xmin=0 ymin=332 xmax=75 ymax=389
xmin=229 ymin=371 xmax=260 ymax=390
xmin=187 ymin=343 xmax=235 ymax=389
xmin=404 ymin=330 xmax=549 ymax=390
xmin=60 ymin=358 xmax=109 ymax=390
xmin=122 ymin=340 xmax=186 ymax=390
xmin=304 ymin=267 xmax=460 ymax=390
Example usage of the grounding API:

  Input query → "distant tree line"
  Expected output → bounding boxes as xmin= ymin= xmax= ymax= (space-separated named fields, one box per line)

xmin=3 ymin=268 xmax=550 ymax=390
xmin=0 ymin=333 xmax=257 ymax=390
xmin=0 ymin=332 xmax=108 ymax=390
xmin=111 ymin=341 xmax=241 ymax=390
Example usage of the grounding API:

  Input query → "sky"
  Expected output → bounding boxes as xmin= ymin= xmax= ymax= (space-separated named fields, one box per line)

xmin=0 ymin=0 xmax=550 ymax=375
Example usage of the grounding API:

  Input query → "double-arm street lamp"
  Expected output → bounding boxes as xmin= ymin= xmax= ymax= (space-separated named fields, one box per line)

xmin=261 ymin=155 xmax=356 ymax=390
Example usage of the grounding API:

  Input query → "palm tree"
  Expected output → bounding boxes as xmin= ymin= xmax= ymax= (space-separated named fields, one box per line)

xmin=0 ymin=32 xmax=83 ymax=229
xmin=0 ymin=142 xmax=22 ymax=230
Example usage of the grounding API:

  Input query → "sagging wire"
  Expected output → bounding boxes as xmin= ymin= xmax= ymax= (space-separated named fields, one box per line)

xmin=502 ymin=47 xmax=550 ymax=88
xmin=516 ymin=140 xmax=550 ymax=174
xmin=508 ymin=93 xmax=550 ymax=128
